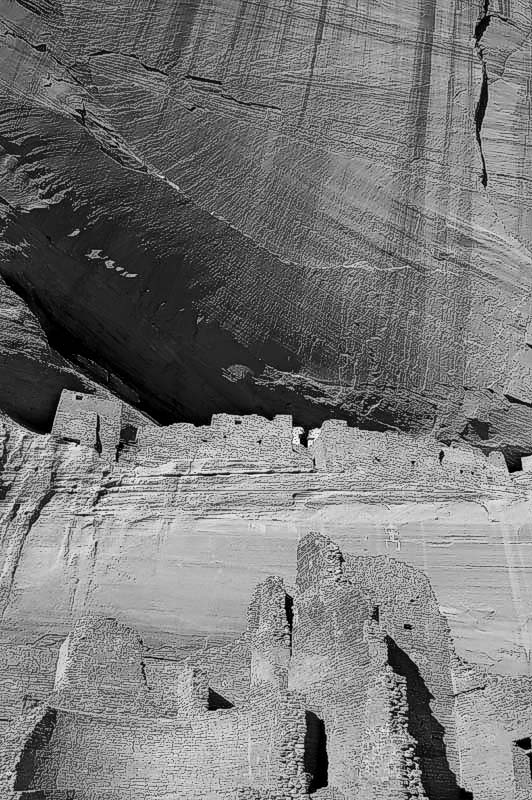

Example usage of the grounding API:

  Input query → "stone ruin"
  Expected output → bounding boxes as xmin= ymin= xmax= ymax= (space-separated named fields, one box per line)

xmin=2 ymin=532 xmax=532 ymax=800
xmin=50 ymin=389 xmax=509 ymax=484
xmin=51 ymin=390 xmax=149 ymax=461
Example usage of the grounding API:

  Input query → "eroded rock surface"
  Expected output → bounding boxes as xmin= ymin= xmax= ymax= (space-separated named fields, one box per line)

xmin=0 ymin=1 xmax=532 ymax=449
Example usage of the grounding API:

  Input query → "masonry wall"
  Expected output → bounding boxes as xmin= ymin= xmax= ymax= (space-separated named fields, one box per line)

xmin=357 ymin=620 xmax=428 ymax=800
xmin=125 ymin=414 xmax=314 ymax=473
xmin=10 ymin=599 xmax=313 ymax=799
xmin=53 ymin=618 xmax=150 ymax=715
xmin=289 ymin=533 xmax=374 ymax=795
xmin=16 ymin=793 xmax=276 ymax=799
xmin=0 ymin=640 xmax=59 ymax=729
xmin=344 ymin=550 xmax=461 ymax=800
xmin=184 ymin=635 xmax=253 ymax=708
xmin=312 ymin=420 xmax=508 ymax=484
xmin=14 ymin=689 xmax=310 ymax=799
xmin=9 ymin=532 xmax=530 ymax=799
xmin=290 ymin=533 xmax=462 ymax=799
xmin=243 ymin=687 xmax=309 ymax=798
xmin=145 ymin=577 xmax=294 ymax=713
xmin=0 ymin=704 xmax=56 ymax=799
xmin=19 ymin=708 xmax=248 ymax=795
xmin=144 ymin=659 xmax=213 ymax=715
xmin=248 ymin=576 xmax=292 ymax=689
xmin=50 ymin=392 xmax=509 ymax=489
xmin=51 ymin=390 xmax=122 ymax=458
xmin=453 ymin=663 xmax=532 ymax=800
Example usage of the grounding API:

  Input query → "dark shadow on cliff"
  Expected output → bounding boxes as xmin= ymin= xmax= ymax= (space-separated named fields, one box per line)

xmin=387 ymin=638 xmax=470 ymax=800
xmin=14 ymin=708 xmax=57 ymax=791
xmin=2 ymin=267 xmax=429 ymax=436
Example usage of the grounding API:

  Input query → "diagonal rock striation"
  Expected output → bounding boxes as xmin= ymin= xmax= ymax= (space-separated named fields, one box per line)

xmin=0 ymin=0 xmax=531 ymax=451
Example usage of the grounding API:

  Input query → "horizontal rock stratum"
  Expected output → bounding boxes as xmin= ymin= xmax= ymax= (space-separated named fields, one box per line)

xmin=1 ymin=1 xmax=532 ymax=455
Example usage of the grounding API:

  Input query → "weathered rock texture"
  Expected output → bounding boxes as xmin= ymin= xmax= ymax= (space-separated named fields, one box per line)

xmin=1 ymin=1 xmax=532 ymax=453
xmin=2 ymin=533 xmax=532 ymax=799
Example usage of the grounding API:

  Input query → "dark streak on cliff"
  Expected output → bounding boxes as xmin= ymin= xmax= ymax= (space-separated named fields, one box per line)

xmin=474 ymin=1 xmax=491 ymax=188
xmin=299 ymin=0 xmax=329 ymax=124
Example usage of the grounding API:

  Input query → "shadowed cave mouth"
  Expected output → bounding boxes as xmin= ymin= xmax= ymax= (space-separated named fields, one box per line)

xmin=2 ymin=273 xmax=528 ymax=475
xmin=459 ymin=416 xmax=530 ymax=473
xmin=1 ymin=273 xmax=431 ymax=436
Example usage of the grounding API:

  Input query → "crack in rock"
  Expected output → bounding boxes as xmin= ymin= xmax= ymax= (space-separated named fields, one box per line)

xmin=474 ymin=0 xmax=491 ymax=188
xmin=185 ymin=74 xmax=282 ymax=113
xmin=87 ymin=50 xmax=171 ymax=78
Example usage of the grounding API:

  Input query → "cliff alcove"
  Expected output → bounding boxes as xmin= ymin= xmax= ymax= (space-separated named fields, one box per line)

xmin=0 ymin=0 xmax=532 ymax=454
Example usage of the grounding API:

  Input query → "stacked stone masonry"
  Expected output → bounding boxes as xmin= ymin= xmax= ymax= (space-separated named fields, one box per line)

xmin=3 ymin=533 xmax=532 ymax=799
xmin=50 ymin=391 xmax=509 ymax=487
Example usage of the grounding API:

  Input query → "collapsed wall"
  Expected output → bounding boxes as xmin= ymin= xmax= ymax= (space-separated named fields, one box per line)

xmin=3 ymin=533 xmax=532 ymax=799
xmin=291 ymin=533 xmax=460 ymax=799
xmin=3 ymin=624 xmax=310 ymax=799
xmin=358 ymin=620 xmax=428 ymax=800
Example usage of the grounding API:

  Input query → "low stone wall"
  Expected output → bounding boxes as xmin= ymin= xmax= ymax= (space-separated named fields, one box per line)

xmin=8 ymin=689 xmax=310 ymax=798
xmin=312 ymin=420 xmax=508 ymax=483
xmin=53 ymin=617 xmax=149 ymax=715
xmin=128 ymin=413 xmax=313 ymax=473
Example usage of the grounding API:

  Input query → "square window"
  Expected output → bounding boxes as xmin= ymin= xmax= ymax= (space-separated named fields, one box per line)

xmin=120 ymin=424 xmax=138 ymax=445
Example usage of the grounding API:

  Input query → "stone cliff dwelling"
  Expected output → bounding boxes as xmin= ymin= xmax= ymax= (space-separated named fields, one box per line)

xmin=3 ymin=1 xmax=532 ymax=798
xmin=50 ymin=389 xmax=509 ymax=482
xmin=2 ymin=532 xmax=532 ymax=800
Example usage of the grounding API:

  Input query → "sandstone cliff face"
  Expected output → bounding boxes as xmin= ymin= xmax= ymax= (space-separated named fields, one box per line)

xmin=3 ymin=4 xmax=532 ymax=795
xmin=0 ymin=0 xmax=532 ymax=452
